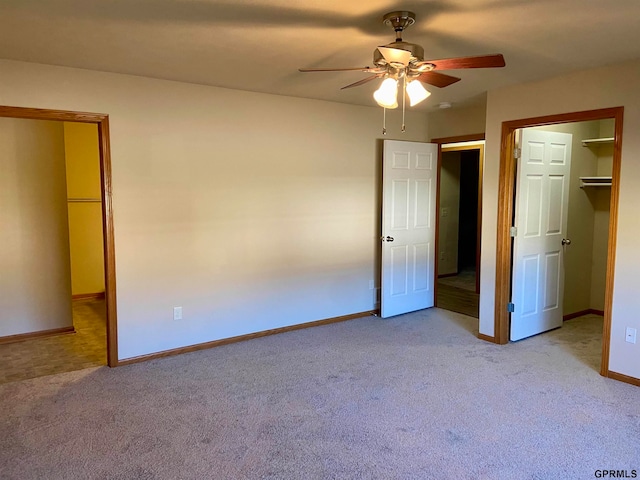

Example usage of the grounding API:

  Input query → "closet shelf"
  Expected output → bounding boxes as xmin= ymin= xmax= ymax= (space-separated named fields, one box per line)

xmin=67 ymin=197 xmax=102 ymax=203
xmin=581 ymin=137 xmax=614 ymax=147
xmin=580 ymin=176 xmax=612 ymax=188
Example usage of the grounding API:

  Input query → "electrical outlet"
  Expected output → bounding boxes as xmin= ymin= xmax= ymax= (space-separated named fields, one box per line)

xmin=369 ymin=280 xmax=375 ymax=290
xmin=625 ymin=327 xmax=637 ymax=344
xmin=441 ymin=207 xmax=449 ymax=218
xmin=173 ymin=306 xmax=183 ymax=321
xmin=440 ymin=251 xmax=445 ymax=261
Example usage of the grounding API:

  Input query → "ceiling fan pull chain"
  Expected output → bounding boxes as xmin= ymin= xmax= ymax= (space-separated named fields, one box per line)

xmin=382 ymin=107 xmax=387 ymax=135
xmin=401 ymin=76 xmax=406 ymax=133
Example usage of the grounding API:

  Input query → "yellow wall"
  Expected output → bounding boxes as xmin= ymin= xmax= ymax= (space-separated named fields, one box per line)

xmin=63 ymin=122 xmax=105 ymax=296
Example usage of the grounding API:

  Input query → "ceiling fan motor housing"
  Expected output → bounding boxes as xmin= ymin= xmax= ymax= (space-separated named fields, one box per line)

xmin=373 ymin=41 xmax=425 ymax=67
xmin=375 ymin=11 xmax=425 ymax=72
xmin=298 ymin=9 xmax=504 ymax=92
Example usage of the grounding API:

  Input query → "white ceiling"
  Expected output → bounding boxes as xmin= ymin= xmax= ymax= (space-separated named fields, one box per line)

xmin=1 ymin=0 xmax=640 ymax=111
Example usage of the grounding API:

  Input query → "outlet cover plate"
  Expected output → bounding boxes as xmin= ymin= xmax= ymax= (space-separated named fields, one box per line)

xmin=626 ymin=327 xmax=637 ymax=344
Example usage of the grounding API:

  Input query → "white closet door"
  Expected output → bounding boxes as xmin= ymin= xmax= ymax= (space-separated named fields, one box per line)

xmin=511 ymin=129 xmax=572 ymax=341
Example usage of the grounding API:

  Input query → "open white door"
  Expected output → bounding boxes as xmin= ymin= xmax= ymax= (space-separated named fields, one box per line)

xmin=510 ymin=129 xmax=572 ymax=341
xmin=381 ymin=140 xmax=437 ymax=318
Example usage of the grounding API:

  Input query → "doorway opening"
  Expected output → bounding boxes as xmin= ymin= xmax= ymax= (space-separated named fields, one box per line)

xmin=0 ymin=106 xmax=118 ymax=376
xmin=494 ymin=107 xmax=623 ymax=377
xmin=433 ymin=136 xmax=484 ymax=319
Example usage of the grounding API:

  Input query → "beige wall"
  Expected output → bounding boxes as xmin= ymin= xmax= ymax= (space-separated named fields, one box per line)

xmin=64 ymin=122 xmax=105 ymax=296
xmin=438 ymin=151 xmax=461 ymax=275
xmin=587 ymin=120 xmax=613 ymax=312
xmin=482 ymin=58 xmax=640 ymax=380
xmin=590 ymin=120 xmax=615 ymax=312
xmin=0 ymin=59 xmax=429 ymax=359
xmin=428 ymin=103 xmax=486 ymax=141
xmin=590 ymin=188 xmax=610 ymax=311
xmin=0 ymin=118 xmax=72 ymax=336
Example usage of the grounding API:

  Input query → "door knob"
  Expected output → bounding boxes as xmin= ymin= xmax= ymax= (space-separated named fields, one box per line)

xmin=562 ymin=238 xmax=571 ymax=246
xmin=380 ymin=236 xmax=394 ymax=242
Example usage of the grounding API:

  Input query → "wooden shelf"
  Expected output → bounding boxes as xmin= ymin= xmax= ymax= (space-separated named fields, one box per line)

xmin=68 ymin=197 xmax=101 ymax=203
xmin=581 ymin=137 xmax=614 ymax=147
xmin=580 ymin=176 xmax=612 ymax=188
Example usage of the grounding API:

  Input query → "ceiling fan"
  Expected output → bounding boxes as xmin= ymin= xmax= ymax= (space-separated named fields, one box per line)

xmin=299 ymin=11 xmax=505 ymax=132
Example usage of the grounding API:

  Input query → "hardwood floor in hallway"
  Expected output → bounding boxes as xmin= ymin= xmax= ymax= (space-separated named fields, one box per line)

xmin=436 ymin=268 xmax=479 ymax=318
xmin=436 ymin=282 xmax=479 ymax=318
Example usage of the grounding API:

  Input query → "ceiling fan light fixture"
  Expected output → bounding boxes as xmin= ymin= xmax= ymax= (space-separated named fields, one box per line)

xmin=298 ymin=10 xmax=505 ymax=134
xmin=406 ymin=80 xmax=430 ymax=106
xmin=373 ymin=78 xmax=399 ymax=109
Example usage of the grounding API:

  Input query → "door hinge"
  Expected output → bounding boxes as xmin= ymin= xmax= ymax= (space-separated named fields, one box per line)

xmin=513 ymin=148 xmax=521 ymax=159
xmin=510 ymin=226 xmax=517 ymax=237
xmin=507 ymin=302 xmax=515 ymax=313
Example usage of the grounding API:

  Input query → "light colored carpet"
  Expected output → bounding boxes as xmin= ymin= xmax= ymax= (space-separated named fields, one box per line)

xmin=1 ymin=310 xmax=638 ymax=479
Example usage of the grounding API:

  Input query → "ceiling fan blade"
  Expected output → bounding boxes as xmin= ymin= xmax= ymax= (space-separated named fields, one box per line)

xmin=416 ymin=71 xmax=461 ymax=88
xmin=341 ymin=74 xmax=385 ymax=90
xmin=299 ymin=67 xmax=376 ymax=73
xmin=425 ymin=54 xmax=506 ymax=70
xmin=377 ymin=46 xmax=412 ymax=66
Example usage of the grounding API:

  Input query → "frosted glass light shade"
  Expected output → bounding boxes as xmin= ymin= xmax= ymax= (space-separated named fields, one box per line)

xmin=373 ymin=78 xmax=398 ymax=109
xmin=406 ymin=80 xmax=431 ymax=106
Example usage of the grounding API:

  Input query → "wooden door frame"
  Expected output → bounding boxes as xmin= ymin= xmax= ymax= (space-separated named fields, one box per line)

xmin=431 ymin=133 xmax=485 ymax=301
xmin=494 ymin=107 xmax=623 ymax=377
xmin=0 ymin=105 xmax=119 ymax=367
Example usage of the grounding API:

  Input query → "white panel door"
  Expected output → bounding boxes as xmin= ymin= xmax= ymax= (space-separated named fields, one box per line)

xmin=511 ymin=129 xmax=572 ymax=341
xmin=381 ymin=140 xmax=437 ymax=318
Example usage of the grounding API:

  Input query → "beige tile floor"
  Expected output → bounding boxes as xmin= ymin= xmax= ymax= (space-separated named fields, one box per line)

xmin=0 ymin=299 xmax=107 ymax=384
